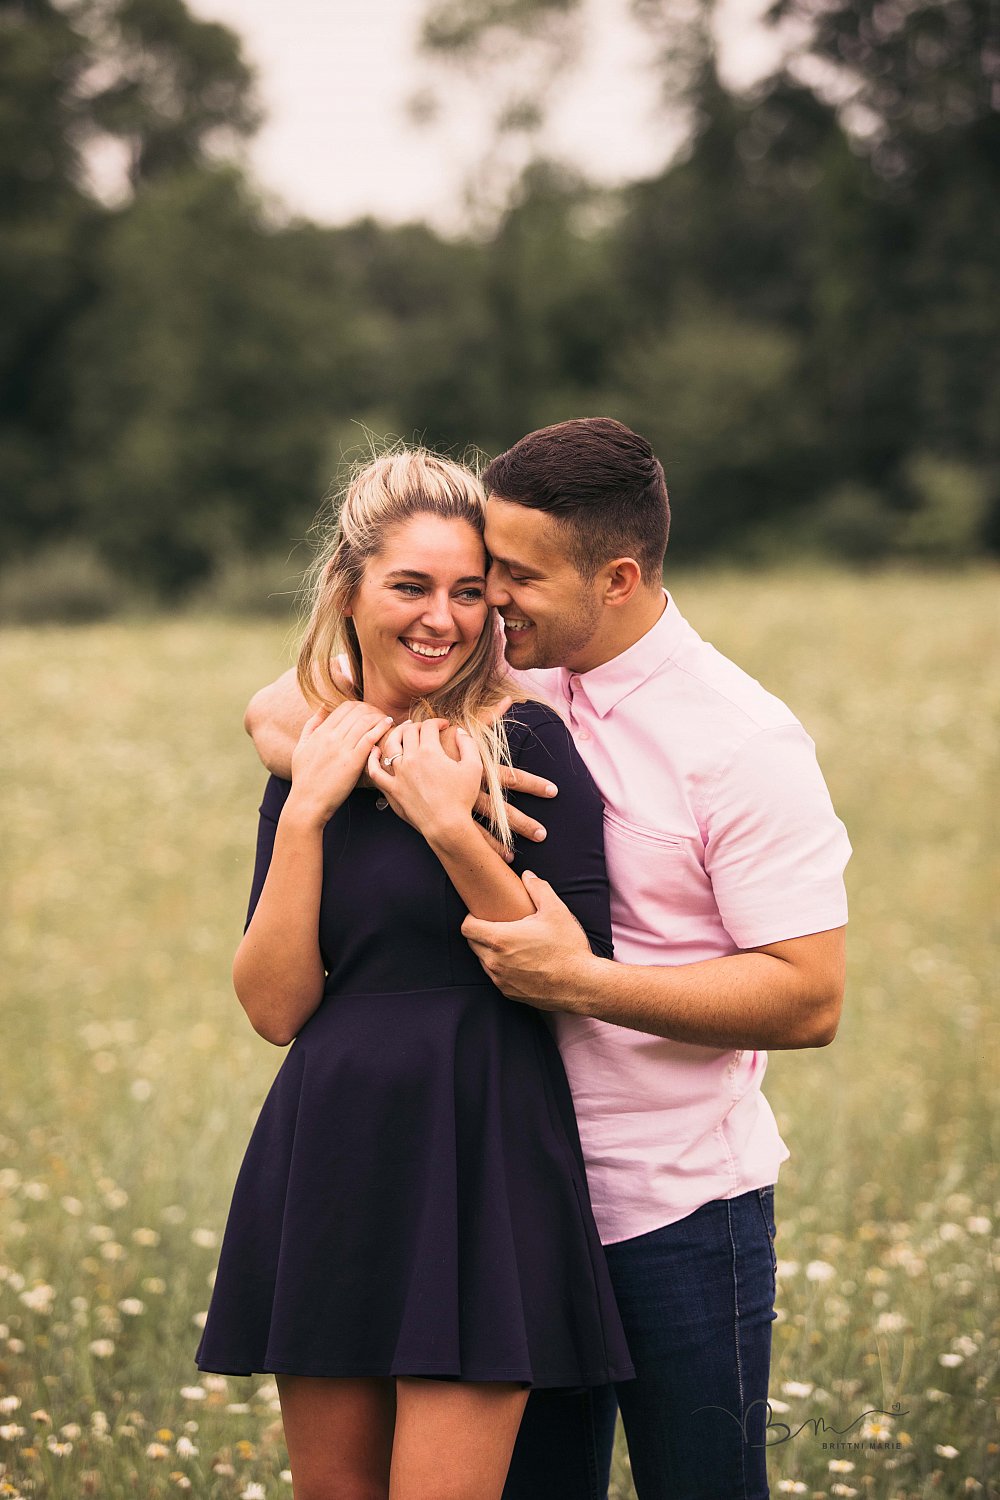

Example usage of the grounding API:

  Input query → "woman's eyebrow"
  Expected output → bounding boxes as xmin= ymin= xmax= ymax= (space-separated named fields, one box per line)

xmin=384 ymin=569 xmax=486 ymax=585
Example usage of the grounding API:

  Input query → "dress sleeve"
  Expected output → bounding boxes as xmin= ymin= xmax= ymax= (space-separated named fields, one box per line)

xmin=243 ymin=774 xmax=293 ymax=933
xmin=502 ymin=703 xmax=614 ymax=960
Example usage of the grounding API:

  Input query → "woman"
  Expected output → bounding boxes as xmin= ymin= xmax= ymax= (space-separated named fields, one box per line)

xmin=194 ymin=448 xmax=633 ymax=1500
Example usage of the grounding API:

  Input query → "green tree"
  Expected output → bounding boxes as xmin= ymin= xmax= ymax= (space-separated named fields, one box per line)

xmin=81 ymin=0 xmax=260 ymax=188
xmin=0 ymin=0 xmax=101 ymax=555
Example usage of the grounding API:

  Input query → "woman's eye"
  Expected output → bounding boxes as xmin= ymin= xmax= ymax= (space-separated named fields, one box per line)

xmin=393 ymin=583 xmax=423 ymax=596
xmin=456 ymin=589 xmax=485 ymax=602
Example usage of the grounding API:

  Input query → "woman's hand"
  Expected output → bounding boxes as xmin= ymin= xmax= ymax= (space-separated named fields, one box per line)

xmin=287 ymin=701 xmax=394 ymax=826
xmin=367 ymin=719 xmax=483 ymax=844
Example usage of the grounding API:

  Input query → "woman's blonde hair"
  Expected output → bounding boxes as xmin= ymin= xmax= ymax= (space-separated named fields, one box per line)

xmin=296 ymin=445 xmax=532 ymax=851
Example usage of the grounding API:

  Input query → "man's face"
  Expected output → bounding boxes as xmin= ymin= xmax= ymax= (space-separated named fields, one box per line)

xmin=484 ymin=497 xmax=604 ymax=672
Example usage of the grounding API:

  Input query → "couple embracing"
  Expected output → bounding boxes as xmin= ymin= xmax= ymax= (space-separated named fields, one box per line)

xmin=195 ymin=417 xmax=851 ymax=1500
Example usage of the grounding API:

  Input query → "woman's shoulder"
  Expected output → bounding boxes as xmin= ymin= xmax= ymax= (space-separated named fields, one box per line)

xmin=500 ymin=697 xmax=580 ymax=774
xmin=259 ymin=772 xmax=293 ymax=820
xmin=501 ymin=696 xmax=568 ymax=740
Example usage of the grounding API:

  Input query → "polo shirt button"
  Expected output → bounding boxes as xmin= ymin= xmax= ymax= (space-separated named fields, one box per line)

xmin=576 ymin=728 xmax=591 ymax=741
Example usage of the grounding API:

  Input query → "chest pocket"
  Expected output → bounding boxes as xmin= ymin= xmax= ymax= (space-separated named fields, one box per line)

xmin=601 ymin=808 xmax=705 ymax=941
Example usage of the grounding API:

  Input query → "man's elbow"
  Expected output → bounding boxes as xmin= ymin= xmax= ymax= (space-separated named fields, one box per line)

xmin=802 ymin=984 xmax=844 ymax=1047
xmin=244 ymin=684 xmax=268 ymax=740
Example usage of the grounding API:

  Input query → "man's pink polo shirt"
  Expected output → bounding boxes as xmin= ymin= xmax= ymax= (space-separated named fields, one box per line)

xmin=514 ymin=590 xmax=851 ymax=1245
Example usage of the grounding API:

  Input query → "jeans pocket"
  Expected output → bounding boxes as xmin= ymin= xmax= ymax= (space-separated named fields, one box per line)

xmin=757 ymin=1185 xmax=777 ymax=1277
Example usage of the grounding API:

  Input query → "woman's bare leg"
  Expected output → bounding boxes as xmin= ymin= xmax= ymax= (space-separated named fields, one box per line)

xmin=389 ymin=1377 xmax=529 ymax=1500
xmin=275 ymin=1373 xmax=396 ymax=1500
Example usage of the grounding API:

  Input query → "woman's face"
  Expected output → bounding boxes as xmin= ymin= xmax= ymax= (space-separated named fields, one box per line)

xmin=346 ymin=514 xmax=490 ymax=716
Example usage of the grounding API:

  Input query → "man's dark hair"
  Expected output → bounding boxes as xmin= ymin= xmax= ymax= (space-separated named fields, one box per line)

xmin=482 ymin=417 xmax=669 ymax=584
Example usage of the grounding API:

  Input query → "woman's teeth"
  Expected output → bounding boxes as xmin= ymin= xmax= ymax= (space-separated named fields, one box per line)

xmin=401 ymin=638 xmax=454 ymax=659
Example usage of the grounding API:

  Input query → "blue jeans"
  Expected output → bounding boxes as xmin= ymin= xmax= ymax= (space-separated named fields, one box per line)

xmin=503 ymin=1185 xmax=779 ymax=1500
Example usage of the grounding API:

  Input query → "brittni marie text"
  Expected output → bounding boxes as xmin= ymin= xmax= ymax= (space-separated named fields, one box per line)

xmin=691 ymin=1400 xmax=910 ymax=1449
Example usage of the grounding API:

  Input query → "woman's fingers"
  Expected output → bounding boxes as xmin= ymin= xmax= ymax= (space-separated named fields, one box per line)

xmin=455 ymin=727 xmax=483 ymax=771
xmin=367 ymin=745 xmax=392 ymax=789
xmin=379 ymin=723 xmax=407 ymax=766
xmin=296 ymin=706 xmax=332 ymax=744
xmin=354 ymin=713 xmax=394 ymax=751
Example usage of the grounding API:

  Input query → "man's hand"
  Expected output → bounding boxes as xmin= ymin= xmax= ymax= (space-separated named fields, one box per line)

xmin=461 ymin=871 xmax=594 ymax=1009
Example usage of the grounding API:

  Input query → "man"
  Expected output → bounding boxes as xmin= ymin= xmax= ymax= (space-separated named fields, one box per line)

xmin=244 ymin=418 xmax=851 ymax=1500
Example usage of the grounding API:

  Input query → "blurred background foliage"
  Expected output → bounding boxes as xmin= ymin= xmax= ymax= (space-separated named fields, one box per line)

xmin=1 ymin=0 xmax=998 ymax=618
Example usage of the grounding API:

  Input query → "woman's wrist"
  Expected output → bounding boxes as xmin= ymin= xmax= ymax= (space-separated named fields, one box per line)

xmin=282 ymin=786 xmax=337 ymax=833
xmin=422 ymin=810 xmax=478 ymax=857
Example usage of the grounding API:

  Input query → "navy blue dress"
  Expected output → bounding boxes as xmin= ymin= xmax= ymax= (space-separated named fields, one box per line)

xmin=194 ymin=701 xmax=634 ymax=1387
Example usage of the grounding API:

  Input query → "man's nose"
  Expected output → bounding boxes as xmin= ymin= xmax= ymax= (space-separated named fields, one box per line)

xmin=485 ymin=565 xmax=509 ymax=608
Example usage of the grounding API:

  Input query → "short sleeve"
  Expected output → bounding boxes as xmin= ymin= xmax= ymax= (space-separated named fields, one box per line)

xmin=703 ymin=723 xmax=852 ymax=949
xmin=244 ymin=774 xmax=292 ymax=933
xmin=502 ymin=702 xmax=614 ymax=960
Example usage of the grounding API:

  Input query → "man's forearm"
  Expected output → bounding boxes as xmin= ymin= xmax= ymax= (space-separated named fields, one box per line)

xmin=562 ymin=947 xmax=841 ymax=1050
xmin=244 ymin=668 xmax=314 ymax=778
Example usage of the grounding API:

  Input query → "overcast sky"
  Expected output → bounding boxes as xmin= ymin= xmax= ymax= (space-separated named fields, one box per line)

xmin=183 ymin=0 xmax=786 ymax=231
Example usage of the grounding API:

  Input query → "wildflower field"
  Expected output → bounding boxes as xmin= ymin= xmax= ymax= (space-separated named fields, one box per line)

xmin=1 ymin=568 xmax=997 ymax=1499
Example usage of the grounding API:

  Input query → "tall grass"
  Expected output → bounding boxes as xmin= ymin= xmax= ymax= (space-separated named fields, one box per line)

xmin=1 ymin=568 xmax=997 ymax=1499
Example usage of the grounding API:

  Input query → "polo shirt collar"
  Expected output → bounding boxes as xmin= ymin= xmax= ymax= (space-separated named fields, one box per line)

xmin=562 ymin=590 xmax=684 ymax=718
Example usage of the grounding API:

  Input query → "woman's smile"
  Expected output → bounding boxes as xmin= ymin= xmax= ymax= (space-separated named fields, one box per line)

xmin=399 ymin=637 xmax=459 ymax=659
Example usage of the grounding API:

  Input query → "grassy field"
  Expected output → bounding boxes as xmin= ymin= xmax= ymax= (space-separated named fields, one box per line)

xmin=1 ymin=568 xmax=997 ymax=1500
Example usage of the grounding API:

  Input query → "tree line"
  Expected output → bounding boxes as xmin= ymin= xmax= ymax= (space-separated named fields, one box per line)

xmin=2 ymin=0 xmax=997 ymax=607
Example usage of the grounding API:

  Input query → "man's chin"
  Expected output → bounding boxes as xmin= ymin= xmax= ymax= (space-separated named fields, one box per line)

xmin=502 ymin=634 xmax=539 ymax=669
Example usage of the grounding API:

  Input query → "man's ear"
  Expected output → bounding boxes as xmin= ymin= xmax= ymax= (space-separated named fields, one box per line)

xmin=603 ymin=557 xmax=644 ymax=607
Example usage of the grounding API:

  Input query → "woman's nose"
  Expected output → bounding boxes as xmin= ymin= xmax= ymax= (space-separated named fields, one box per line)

xmin=420 ymin=591 xmax=456 ymax=631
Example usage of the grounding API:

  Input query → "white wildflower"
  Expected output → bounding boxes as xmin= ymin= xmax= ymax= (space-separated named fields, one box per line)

xmin=805 ymin=1260 xmax=836 ymax=1282
xmin=19 ymin=1284 xmax=55 ymax=1314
